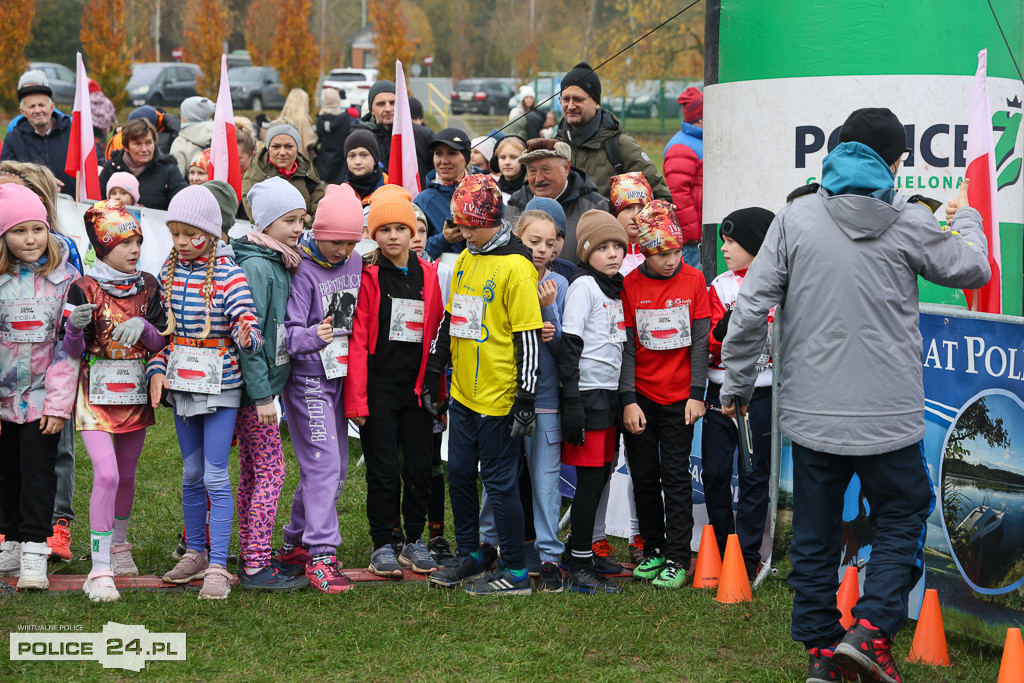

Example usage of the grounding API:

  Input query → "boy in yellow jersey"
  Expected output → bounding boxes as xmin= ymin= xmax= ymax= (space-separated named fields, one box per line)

xmin=423 ymin=174 xmax=543 ymax=595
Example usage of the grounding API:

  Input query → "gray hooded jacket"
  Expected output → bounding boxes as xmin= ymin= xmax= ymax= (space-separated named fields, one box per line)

xmin=721 ymin=184 xmax=990 ymax=456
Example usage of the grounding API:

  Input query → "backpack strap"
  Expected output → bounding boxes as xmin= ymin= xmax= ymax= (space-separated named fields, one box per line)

xmin=787 ymin=183 xmax=820 ymax=202
xmin=604 ymin=135 xmax=624 ymax=175
xmin=907 ymin=194 xmax=943 ymax=213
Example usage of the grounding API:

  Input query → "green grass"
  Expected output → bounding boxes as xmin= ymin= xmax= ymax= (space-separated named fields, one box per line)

xmin=0 ymin=408 xmax=1005 ymax=680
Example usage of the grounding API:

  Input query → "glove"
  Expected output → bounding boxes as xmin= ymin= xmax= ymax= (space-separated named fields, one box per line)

xmin=712 ymin=308 xmax=733 ymax=342
xmin=562 ymin=398 xmax=586 ymax=447
xmin=421 ymin=369 xmax=446 ymax=417
xmin=67 ymin=303 xmax=97 ymax=330
xmin=111 ymin=317 xmax=146 ymax=347
xmin=509 ymin=395 xmax=536 ymax=439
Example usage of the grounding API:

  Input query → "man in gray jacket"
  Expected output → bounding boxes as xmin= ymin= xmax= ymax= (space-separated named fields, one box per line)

xmin=720 ymin=108 xmax=990 ymax=683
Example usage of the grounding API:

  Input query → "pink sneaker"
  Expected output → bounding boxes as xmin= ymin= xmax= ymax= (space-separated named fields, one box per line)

xmin=272 ymin=546 xmax=311 ymax=577
xmin=306 ymin=556 xmax=353 ymax=594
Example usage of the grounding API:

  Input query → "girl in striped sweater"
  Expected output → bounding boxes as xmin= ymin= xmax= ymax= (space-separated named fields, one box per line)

xmin=147 ymin=185 xmax=262 ymax=600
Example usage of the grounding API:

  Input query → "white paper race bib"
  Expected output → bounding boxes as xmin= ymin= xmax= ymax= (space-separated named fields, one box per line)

xmin=319 ymin=335 xmax=349 ymax=379
xmin=88 ymin=358 xmax=148 ymax=405
xmin=605 ymin=299 xmax=627 ymax=344
xmin=167 ymin=346 xmax=223 ymax=394
xmin=0 ymin=297 xmax=59 ymax=343
xmin=450 ymin=293 xmax=484 ymax=340
xmin=636 ymin=305 xmax=691 ymax=350
xmin=275 ymin=323 xmax=288 ymax=367
xmin=389 ymin=298 xmax=425 ymax=343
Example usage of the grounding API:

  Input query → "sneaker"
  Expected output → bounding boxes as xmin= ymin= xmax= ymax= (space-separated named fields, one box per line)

xmin=537 ymin=562 xmax=564 ymax=593
xmin=370 ymin=545 xmax=405 ymax=578
xmin=198 ymin=564 xmax=232 ymax=600
xmin=162 ymin=548 xmax=209 ymax=584
xmin=0 ymin=540 xmax=22 ymax=576
xmin=17 ymin=541 xmax=51 ymax=590
xmin=399 ymin=540 xmax=439 ymax=574
xmin=428 ymin=536 xmax=455 ymax=566
xmin=47 ymin=519 xmax=71 ymax=562
xmin=463 ymin=568 xmax=532 ymax=595
xmin=429 ymin=552 xmax=489 ymax=589
xmin=239 ymin=565 xmax=310 ymax=592
xmin=652 ymin=561 xmax=691 ymax=589
xmin=633 ymin=553 xmax=667 ymax=581
xmin=593 ymin=553 xmax=624 ymax=575
xmin=271 ymin=546 xmax=311 ymax=577
xmin=592 ymin=538 xmax=616 ymax=557
xmin=807 ymin=645 xmax=857 ymax=682
xmin=524 ymin=541 xmax=542 ymax=577
xmin=110 ymin=542 xmax=139 ymax=576
xmin=564 ymin=564 xmax=623 ymax=595
xmin=171 ymin=533 xmax=187 ymax=560
xmin=306 ymin=555 xmax=353 ymax=593
xmin=83 ymin=570 xmax=120 ymax=603
xmin=833 ymin=618 xmax=902 ymax=683
xmin=628 ymin=535 xmax=645 ymax=564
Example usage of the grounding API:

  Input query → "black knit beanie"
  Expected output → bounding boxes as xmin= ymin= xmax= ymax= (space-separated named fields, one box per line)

xmin=562 ymin=62 xmax=601 ymax=104
xmin=368 ymin=80 xmax=396 ymax=109
xmin=344 ymin=129 xmax=380 ymax=164
xmin=839 ymin=108 xmax=910 ymax=166
xmin=720 ymin=207 xmax=776 ymax=257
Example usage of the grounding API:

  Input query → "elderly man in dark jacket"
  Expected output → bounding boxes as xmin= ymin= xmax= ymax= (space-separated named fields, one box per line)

xmin=0 ymin=71 xmax=75 ymax=196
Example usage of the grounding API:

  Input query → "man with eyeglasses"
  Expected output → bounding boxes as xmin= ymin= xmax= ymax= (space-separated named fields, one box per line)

xmin=555 ymin=62 xmax=671 ymax=210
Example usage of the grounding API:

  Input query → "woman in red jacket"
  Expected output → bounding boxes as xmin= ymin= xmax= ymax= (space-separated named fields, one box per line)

xmin=344 ymin=184 xmax=447 ymax=579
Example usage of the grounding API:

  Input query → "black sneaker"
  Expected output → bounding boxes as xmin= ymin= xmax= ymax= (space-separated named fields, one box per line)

xmin=428 ymin=537 xmax=455 ymax=566
xmin=428 ymin=552 xmax=488 ymax=589
xmin=537 ymin=562 xmax=564 ymax=593
xmin=593 ymin=553 xmax=624 ymax=575
xmin=239 ymin=566 xmax=311 ymax=592
xmin=833 ymin=618 xmax=902 ymax=683
xmin=564 ymin=565 xmax=623 ymax=595
xmin=463 ymin=568 xmax=532 ymax=596
xmin=807 ymin=646 xmax=857 ymax=682
xmin=479 ymin=543 xmax=499 ymax=570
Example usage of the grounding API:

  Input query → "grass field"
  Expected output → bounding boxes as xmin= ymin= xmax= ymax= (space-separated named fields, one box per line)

xmin=0 ymin=408 xmax=1006 ymax=681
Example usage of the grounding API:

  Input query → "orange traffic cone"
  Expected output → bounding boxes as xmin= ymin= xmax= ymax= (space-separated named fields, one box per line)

xmin=715 ymin=534 xmax=752 ymax=603
xmin=907 ymin=589 xmax=950 ymax=666
xmin=693 ymin=525 xmax=722 ymax=589
xmin=836 ymin=565 xmax=860 ymax=630
xmin=998 ymin=627 xmax=1024 ymax=683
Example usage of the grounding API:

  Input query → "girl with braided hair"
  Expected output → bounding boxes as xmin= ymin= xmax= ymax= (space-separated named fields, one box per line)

xmin=147 ymin=185 xmax=262 ymax=600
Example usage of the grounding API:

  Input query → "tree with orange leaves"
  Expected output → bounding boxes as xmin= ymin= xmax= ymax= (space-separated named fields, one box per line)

xmin=0 ymin=0 xmax=35 ymax=112
xmin=245 ymin=0 xmax=279 ymax=66
xmin=268 ymin=0 xmax=320 ymax=95
xmin=183 ymin=0 xmax=232 ymax=96
xmin=80 ymin=0 xmax=135 ymax=109
xmin=369 ymin=0 xmax=418 ymax=82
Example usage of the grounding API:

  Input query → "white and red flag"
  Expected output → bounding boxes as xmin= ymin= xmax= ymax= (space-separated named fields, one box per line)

xmin=963 ymin=48 xmax=1001 ymax=313
xmin=64 ymin=52 xmax=101 ymax=202
xmin=387 ymin=61 xmax=421 ymax=195
xmin=210 ymin=55 xmax=242 ymax=201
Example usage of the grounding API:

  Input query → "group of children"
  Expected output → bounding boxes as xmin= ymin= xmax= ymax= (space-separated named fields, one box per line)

xmin=0 ymin=149 xmax=777 ymax=601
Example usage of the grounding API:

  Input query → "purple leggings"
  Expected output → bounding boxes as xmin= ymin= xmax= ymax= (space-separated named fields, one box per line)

xmin=234 ymin=405 xmax=286 ymax=568
xmin=81 ymin=430 xmax=146 ymax=533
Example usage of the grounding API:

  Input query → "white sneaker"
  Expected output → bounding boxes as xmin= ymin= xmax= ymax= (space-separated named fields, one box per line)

xmin=0 ymin=540 xmax=22 ymax=576
xmin=110 ymin=543 xmax=139 ymax=576
xmin=83 ymin=570 xmax=120 ymax=602
xmin=17 ymin=541 xmax=50 ymax=590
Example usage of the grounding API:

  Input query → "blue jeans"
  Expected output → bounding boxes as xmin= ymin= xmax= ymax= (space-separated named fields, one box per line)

xmin=522 ymin=413 xmax=564 ymax=562
xmin=682 ymin=243 xmax=701 ymax=270
xmin=447 ymin=400 xmax=526 ymax=569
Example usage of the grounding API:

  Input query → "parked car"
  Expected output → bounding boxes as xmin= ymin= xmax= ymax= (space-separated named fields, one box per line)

xmin=450 ymin=79 xmax=516 ymax=116
xmin=228 ymin=66 xmax=285 ymax=111
xmin=126 ymin=62 xmax=201 ymax=107
xmin=27 ymin=62 xmax=77 ymax=105
xmin=321 ymin=68 xmax=378 ymax=108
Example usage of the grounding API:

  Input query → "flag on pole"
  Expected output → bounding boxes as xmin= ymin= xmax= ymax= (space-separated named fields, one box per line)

xmin=962 ymin=48 xmax=1001 ymax=313
xmin=64 ymin=52 xmax=100 ymax=202
xmin=388 ymin=61 xmax=421 ymax=195
xmin=210 ymin=55 xmax=241 ymax=201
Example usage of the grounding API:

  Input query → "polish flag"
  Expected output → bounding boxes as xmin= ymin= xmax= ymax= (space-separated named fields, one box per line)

xmin=387 ymin=61 xmax=421 ymax=195
xmin=210 ymin=55 xmax=241 ymax=201
xmin=962 ymin=48 xmax=1001 ymax=313
xmin=64 ymin=52 xmax=100 ymax=202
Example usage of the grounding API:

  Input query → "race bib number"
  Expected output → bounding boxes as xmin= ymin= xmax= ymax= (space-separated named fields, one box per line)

xmin=319 ymin=335 xmax=349 ymax=379
xmin=88 ymin=358 xmax=147 ymax=405
xmin=167 ymin=346 xmax=223 ymax=394
xmin=605 ymin=299 xmax=627 ymax=344
xmin=450 ymin=293 xmax=484 ymax=340
xmin=636 ymin=305 xmax=691 ymax=350
xmin=275 ymin=323 xmax=288 ymax=367
xmin=389 ymin=298 xmax=425 ymax=343
xmin=0 ymin=297 xmax=59 ymax=343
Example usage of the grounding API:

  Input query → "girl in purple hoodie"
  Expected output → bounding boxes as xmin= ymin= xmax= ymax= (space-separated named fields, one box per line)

xmin=275 ymin=184 xmax=363 ymax=593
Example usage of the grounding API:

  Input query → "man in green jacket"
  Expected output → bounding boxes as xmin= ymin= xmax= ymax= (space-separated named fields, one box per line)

xmin=555 ymin=62 xmax=672 ymax=204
